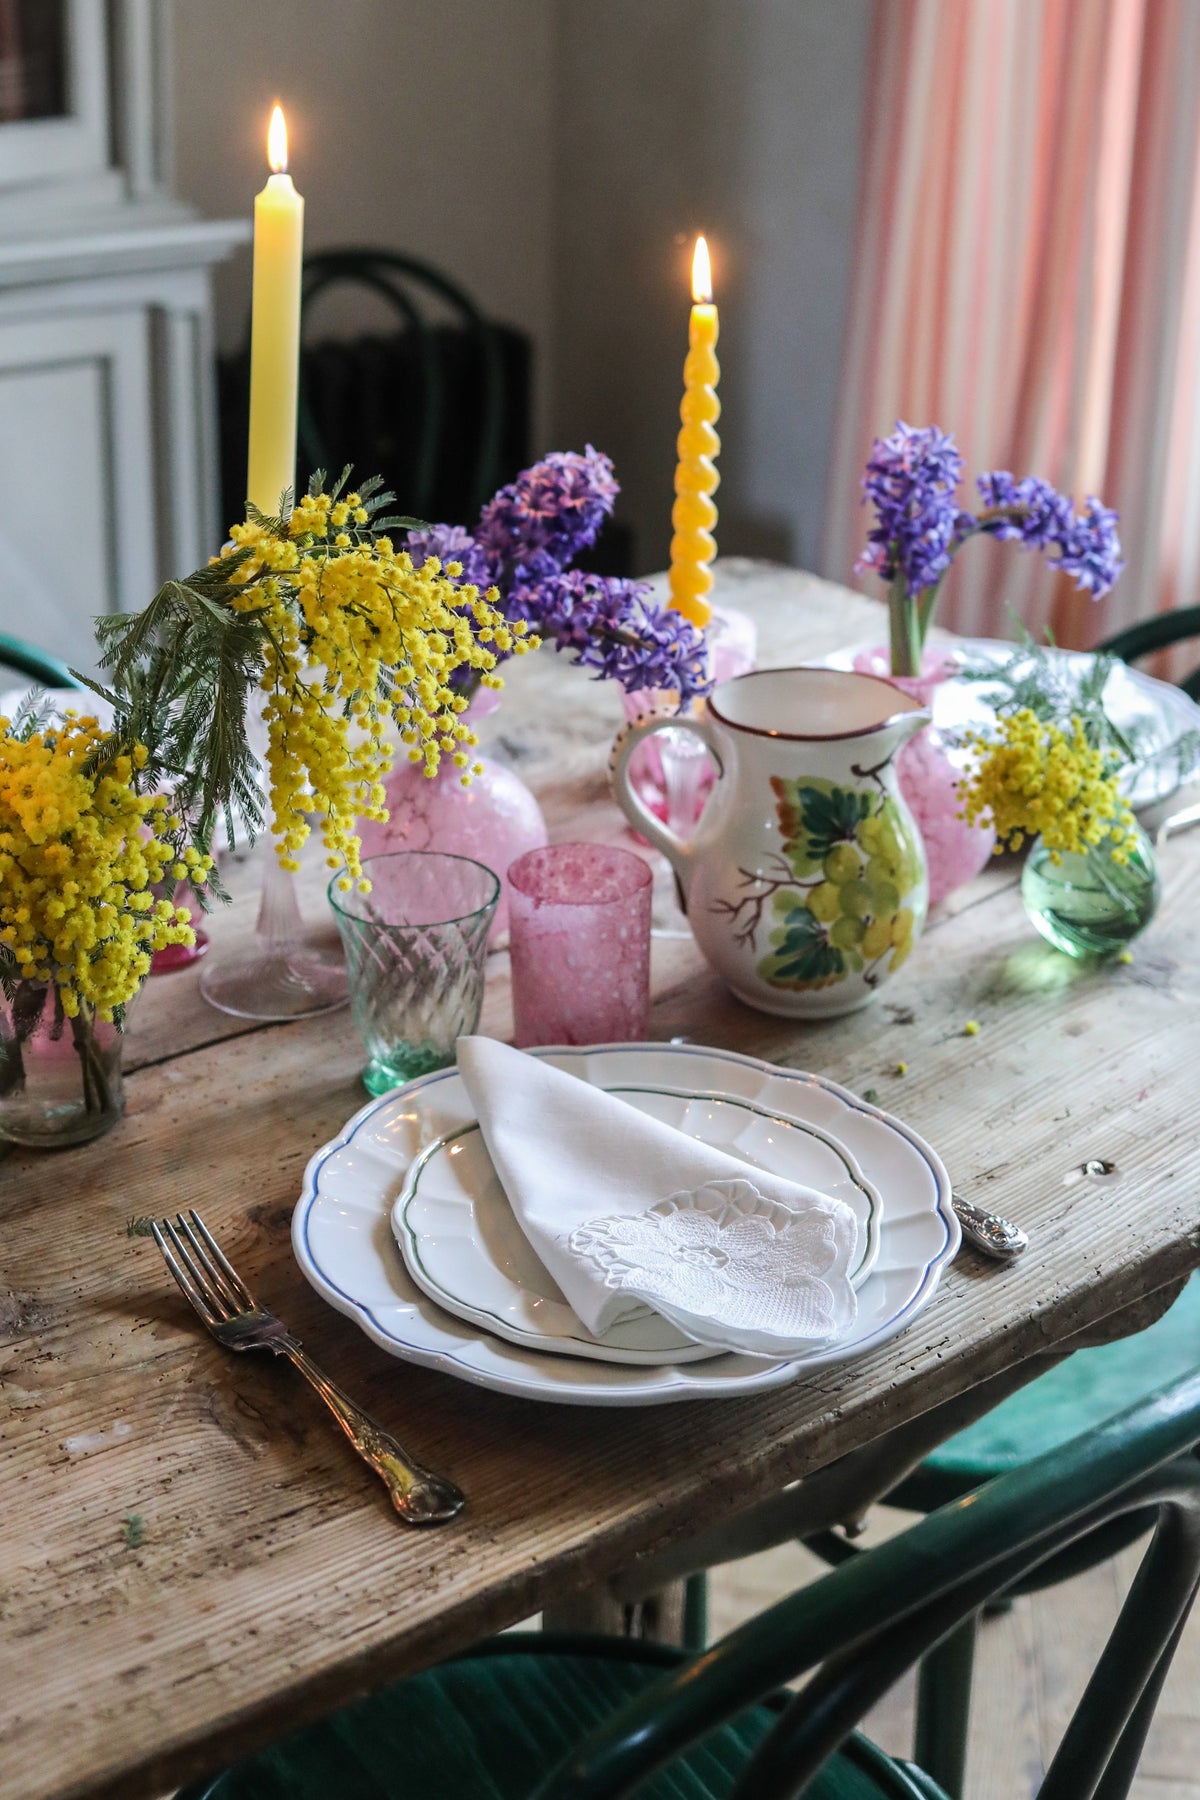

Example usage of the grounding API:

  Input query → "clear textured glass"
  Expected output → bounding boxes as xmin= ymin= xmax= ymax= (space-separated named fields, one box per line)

xmin=508 ymin=843 xmax=652 ymax=1048
xmin=1021 ymin=819 xmax=1160 ymax=959
xmin=330 ymin=852 xmax=499 ymax=1095
xmin=0 ymin=985 xmax=124 ymax=1148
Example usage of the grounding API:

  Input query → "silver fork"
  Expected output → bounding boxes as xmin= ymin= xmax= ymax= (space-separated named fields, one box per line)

xmin=150 ymin=1209 xmax=464 ymax=1525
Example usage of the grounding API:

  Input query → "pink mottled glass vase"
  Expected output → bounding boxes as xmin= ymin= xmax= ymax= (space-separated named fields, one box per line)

xmin=507 ymin=843 xmax=652 ymax=1047
xmin=358 ymin=751 xmax=547 ymax=944
xmin=851 ymin=647 xmax=995 ymax=906
xmin=622 ymin=602 xmax=758 ymax=831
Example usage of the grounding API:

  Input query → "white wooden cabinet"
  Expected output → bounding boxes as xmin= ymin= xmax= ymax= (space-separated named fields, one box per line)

xmin=0 ymin=1 xmax=246 ymax=674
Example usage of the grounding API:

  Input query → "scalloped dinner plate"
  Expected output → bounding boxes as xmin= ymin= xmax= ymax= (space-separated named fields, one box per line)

xmin=292 ymin=1043 xmax=959 ymax=1407
xmin=391 ymin=1085 xmax=884 ymax=1365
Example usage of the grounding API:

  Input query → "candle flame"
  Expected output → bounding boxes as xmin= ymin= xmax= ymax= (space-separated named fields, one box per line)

xmin=691 ymin=235 xmax=712 ymax=304
xmin=267 ymin=104 xmax=289 ymax=174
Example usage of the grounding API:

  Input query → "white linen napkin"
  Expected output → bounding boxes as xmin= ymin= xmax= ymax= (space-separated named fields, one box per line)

xmin=455 ymin=1036 xmax=860 ymax=1357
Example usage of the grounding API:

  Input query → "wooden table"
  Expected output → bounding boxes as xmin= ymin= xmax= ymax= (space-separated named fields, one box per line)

xmin=2 ymin=562 xmax=1198 ymax=1800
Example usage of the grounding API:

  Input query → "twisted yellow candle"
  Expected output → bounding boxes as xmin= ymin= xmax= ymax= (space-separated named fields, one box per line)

xmin=668 ymin=235 xmax=720 ymax=628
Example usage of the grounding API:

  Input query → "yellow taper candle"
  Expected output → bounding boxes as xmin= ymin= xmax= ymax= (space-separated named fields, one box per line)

xmin=246 ymin=104 xmax=304 ymax=517
xmin=668 ymin=235 xmax=720 ymax=627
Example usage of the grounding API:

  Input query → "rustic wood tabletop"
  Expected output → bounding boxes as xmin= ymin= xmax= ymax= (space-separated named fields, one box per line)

xmin=2 ymin=562 xmax=1197 ymax=1800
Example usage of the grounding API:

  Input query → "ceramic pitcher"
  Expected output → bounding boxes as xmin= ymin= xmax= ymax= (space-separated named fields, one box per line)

xmin=610 ymin=668 xmax=930 ymax=1019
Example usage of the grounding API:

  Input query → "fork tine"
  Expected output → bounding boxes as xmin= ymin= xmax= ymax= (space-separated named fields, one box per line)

xmin=151 ymin=1221 xmax=220 ymax=1327
xmin=162 ymin=1218 xmax=234 ymax=1321
xmin=176 ymin=1212 xmax=245 ymax=1313
xmin=186 ymin=1210 xmax=258 ymax=1310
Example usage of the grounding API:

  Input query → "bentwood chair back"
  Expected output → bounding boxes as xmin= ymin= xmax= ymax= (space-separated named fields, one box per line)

xmin=0 ymin=633 xmax=83 ymax=689
xmin=1098 ymin=604 xmax=1200 ymax=699
xmin=177 ymin=1366 xmax=1200 ymax=1800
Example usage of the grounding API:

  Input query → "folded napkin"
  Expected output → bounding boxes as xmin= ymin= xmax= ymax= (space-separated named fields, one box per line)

xmin=455 ymin=1036 xmax=860 ymax=1357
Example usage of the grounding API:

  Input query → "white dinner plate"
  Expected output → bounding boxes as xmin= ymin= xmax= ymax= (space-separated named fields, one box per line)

xmin=391 ymin=1084 xmax=884 ymax=1365
xmin=292 ymin=1043 xmax=959 ymax=1406
xmin=816 ymin=640 xmax=1200 ymax=811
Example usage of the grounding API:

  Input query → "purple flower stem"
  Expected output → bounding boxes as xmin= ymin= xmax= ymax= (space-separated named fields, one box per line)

xmin=889 ymin=574 xmax=924 ymax=678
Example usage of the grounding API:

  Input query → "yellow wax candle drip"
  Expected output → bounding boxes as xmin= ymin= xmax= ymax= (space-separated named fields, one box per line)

xmin=668 ymin=235 xmax=720 ymax=629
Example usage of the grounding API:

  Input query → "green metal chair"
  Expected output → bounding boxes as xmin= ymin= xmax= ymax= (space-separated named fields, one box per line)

xmin=801 ymin=1273 xmax=1200 ymax=1796
xmin=0 ymin=632 xmax=83 ymax=689
xmin=1097 ymin=604 xmax=1200 ymax=699
xmin=176 ymin=1367 xmax=1200 ymax=1800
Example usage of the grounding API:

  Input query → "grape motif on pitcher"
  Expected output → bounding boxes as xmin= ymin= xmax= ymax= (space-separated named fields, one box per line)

xmin=715 ymin=772 xmax=923 ymax=996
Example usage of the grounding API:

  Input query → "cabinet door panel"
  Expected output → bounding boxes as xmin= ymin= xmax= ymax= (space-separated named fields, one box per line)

xmin=0 ymin=309 xmax=155 ymax=675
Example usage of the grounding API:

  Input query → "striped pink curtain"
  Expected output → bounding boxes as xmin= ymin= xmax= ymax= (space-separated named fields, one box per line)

xmin=822 ymin=0 xmax=1200 ymax=659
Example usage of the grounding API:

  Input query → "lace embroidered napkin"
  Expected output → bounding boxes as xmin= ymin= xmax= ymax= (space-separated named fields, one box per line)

xmin=455 ymin=1036 xmax=860 ymax=1356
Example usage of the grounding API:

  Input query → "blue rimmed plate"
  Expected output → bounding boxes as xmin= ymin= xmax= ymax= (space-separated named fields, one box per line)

xmin=292 ymin=1043 xmax=959 ymax=1407
xmin=392 ymin=1086 xmax=884 ymax=1365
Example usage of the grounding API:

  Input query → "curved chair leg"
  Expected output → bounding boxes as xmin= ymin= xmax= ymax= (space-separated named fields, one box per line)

xmin=913 ymin=1613 xmax=977 ymax=1800
xmin=683 ymin=1572 xmax=708 ymax=1651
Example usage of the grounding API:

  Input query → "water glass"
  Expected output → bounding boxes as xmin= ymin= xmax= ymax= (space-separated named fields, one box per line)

xmin=507 ymin=843 xmax=652 ymax=1047
xmin=329 ymin=852 xmax=499 ymax=1094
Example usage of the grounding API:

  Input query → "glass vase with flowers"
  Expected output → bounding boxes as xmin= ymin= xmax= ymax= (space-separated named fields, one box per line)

xmin=0 ymin=702 xmax=212 ymax=1147
xmin=94 ymin=470 xmax=535 ymax=1017
xmin=361 ymin=448 xmax=713 ymax=927
xmin=855 ymin=423 xmax=1125 ymax=905
xmin=955 ymin=644 xmax=1161 ymax=959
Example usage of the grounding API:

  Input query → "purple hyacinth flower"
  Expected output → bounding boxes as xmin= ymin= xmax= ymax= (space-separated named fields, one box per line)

xmin=522 ymin=569 xmax=712 ymax=710
xmin=477 ymin=445 xmax=619 ymax=573
xmin=404 ymin=522 xmax=497 ymax=592
xmin=975 ymin=472 xmax=1123 ymax=597
xmin=857 ymin=422 xmax=966 ymax=598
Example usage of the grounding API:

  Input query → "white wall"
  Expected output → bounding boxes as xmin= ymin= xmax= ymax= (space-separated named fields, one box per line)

xmin=171 ymin=0 xmax=557 ymax=437
xmin=172 ymin=0 xmax=870 ymax=572
xmin=551 ymin=0 xmax=871 ymax=576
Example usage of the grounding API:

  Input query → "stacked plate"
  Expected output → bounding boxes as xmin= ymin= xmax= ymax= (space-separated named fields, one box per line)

xmin=293 ymin=1043 xmax=960 ymax=1406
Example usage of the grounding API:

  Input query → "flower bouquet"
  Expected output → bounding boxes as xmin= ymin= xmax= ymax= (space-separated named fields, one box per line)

xmin=0 ymin=701 xmax=212 ymax=1145
xmin=956 ymin=636 xmax=1160 ymax=957
xmin=358 ymin=447 xmax=715 ymax=926
xmin=855 ymin=422 xmax=1124 ymax=904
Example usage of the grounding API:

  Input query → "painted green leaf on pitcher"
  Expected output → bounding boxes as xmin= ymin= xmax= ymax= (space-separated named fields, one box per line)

xmin=770 ymin=777 xmax=873 ymax=879
xmin=759 ymin=893 xmax=855 ymax=991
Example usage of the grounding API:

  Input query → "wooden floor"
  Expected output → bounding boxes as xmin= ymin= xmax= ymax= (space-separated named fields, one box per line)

xmin=708 ymin=1513 xmax=1200 ymax=1799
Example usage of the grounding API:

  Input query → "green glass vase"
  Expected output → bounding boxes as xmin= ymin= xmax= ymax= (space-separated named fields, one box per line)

xmin=1021 ymin=819 xmax=1160 ymax=959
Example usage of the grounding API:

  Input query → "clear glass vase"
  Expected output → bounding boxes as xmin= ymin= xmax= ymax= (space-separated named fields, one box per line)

xmin=0 ymin=985 xmax=124 ymax=1148
xmin=1021 ymin=820 xmax=1160 ymax=959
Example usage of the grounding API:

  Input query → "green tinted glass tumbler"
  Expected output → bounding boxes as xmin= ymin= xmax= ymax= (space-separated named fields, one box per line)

xmin=330 ymin=852 xmax=499 ymax=1094
xmin=1021 ymin=818 xmax=1160 ymax=959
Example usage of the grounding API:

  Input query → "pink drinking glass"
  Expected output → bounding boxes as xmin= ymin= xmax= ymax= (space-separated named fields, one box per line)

xmin=507 ymin=843 xmax=652 ymax=1047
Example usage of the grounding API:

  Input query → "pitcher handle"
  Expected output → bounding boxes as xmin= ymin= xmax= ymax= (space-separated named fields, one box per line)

xmin=609 ymin=711 xmax=725 ymax=885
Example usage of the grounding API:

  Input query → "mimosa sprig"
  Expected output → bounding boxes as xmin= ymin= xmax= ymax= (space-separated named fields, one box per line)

xmin=89 ymin=468 xmax=533 ymax=885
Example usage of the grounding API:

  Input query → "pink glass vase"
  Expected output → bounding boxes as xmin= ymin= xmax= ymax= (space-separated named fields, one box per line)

xmin=507 ymin=843 xmax=652 ymax=1047
xmin=851 ymin=647 xmax=995 ymax=906
xmin=357 ymin=751 xmax=547 ymax=944
xmin=622 ymin=602 xmax=758 ymax=834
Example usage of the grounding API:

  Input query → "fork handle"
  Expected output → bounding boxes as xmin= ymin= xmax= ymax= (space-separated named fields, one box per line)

xmin=277 ymin=1340 xmax=464 ymax=1524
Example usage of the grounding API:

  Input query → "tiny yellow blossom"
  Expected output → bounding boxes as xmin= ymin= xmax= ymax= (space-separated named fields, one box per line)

xmin=0 ymin=716 xmax=206 ymax=1019
xmin=957 ymin=710 xmax=1133 ymax=864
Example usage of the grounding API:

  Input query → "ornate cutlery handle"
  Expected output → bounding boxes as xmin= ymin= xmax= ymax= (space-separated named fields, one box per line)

xmin=278 ymin=1339 xmax=464 ymax=1524
xmin=952 ymin=1192 xmax=1029 ymax=1262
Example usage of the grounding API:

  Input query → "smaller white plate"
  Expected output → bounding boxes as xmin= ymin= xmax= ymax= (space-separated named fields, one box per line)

xmin=392 ymin=1084 xmax=884 ymax=1365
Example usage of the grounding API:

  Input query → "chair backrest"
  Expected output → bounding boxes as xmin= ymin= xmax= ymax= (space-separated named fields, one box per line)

xmin=1098 ymin=605 xmax=1200 ymax=700
xmin=536 ymin=1365 xmax=1200 ymax=1800
xmin=0 ymin=632 xmax=84 ymax=689
xmin=216 ymin=247 xmax=528 ymax=532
